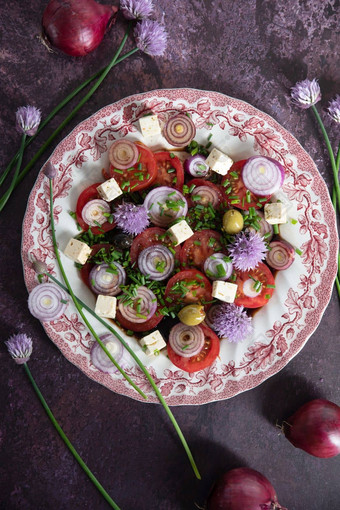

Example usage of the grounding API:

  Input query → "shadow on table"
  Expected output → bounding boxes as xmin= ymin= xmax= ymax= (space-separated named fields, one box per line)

xmin=260 ymin=370 xmax=325 ymax=425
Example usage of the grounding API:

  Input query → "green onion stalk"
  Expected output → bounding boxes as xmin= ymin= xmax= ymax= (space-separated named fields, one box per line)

xmin=45 ymin=176 xmax=201 ymax=480
xmin=0 ymin=51 xmax=133 ymax=190
xmin=0 ymin=26 xmax=138 ymax=212
xmin=311 ymin=106 xmax=340 ymax=296
xmin=23 ymin=362 xmax=121 ymax=510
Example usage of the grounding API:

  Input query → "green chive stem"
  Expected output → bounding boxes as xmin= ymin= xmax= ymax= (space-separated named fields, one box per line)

xmin=48 ymin=180 xmax=146 ymax=400
xmin=0 ymin=134 xmax=26 ymax=211
xmin=44 ymin=268 xmax=201 ymax=479
xmin=0 ymin=41 xmax=139 ymax=208
xmin=23 ymin=363 xmax=120 ymax=510
xmin=311 ymin=105 xmax=340 ymax=211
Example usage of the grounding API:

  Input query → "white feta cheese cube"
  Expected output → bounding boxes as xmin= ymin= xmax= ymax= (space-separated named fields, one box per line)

xmin=96 ymin=178 xmax=122 ymax=202
xmin=64 ymin=238 xmax=92 ymax=265
xmin=264 ymin=202 xmax=287 ymax=224
xmin=212 ymin=281 xmax=238 ymax=303
xmin=139 ymin=115 xmax=161 ymax=138
xmin=94 ymin=295 xmax=117 ymax=319
xmin=166 ymin=220 xmax=194 ymax=246
xmin=140 ymin=330 xmax=166 ymax=356
xmin=206 ymin=148 xmax=233 ymax=176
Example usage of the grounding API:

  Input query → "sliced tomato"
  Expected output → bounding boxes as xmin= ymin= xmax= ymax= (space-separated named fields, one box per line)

xmin=130 ymin=227 xmax=181 ymax=264
xmin=154 ymin=151 xmax=184 ymax=190
xmin=79 ymin=243 xmax=112 ymax=288
xmin=164 ymin=269 xmax=212 ymax=306
xmin=76 ymin=183 xmax=116 ymax=234
xmin=221 ymin=160 xmax=271 ymax=210
xmin=186 ymin=178 xmax=226 ymax=208
xmin=109 ymin=143 xmax=157 ymax=192
xmin=234 ymin=262 xmax=275 ymax=308
xmin=115 ymin=308 xmax=163 ymax=333
xmin=180 ymin=229 xmax=223 ymax=270
xmin=167 ymin=323 xmax=220 ymax=373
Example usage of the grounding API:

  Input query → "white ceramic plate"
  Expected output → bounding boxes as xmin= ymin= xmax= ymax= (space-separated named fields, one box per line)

xmin=22 ymin=88 xmax=338 ymax=405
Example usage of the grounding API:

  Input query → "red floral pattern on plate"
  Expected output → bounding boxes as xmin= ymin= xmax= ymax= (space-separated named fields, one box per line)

xmin=21 ymin=89 xmax=338 ymax=406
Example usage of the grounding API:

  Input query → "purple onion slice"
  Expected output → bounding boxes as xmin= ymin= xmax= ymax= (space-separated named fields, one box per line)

xmin=89 ymin=262 xmax=126 ymax=296
xmin=266 ymin=240 xmax=295 ymax=270
xmin=109 ymin=139 xmax=139 ymax=169
xmin=204 ymin=304 xmax=221 ymax=331
xmin=163 ymin=114 xmax=196 ymax=147
xmin=243 ymin=278 xmax=263 ymax=298
xmin=242 ymin=156 xmax=285 ymax=197
xmin=191 ymin=185 xmax=220 ymax=207
xmin=138 ymin=244 xmax=175 ymax=281
xmin=203 ymin=253 xmax=233 ymax=281
xmin=118 ymin=286 xmax=157 ymax=323
xmin=81 ymin=199 xmax=111 ymax=227
xmin=169 ymin=323 xmax=205 ymax=358
xmin=90 ymin=334 xmax=128 ymax=375
xmin=143 ymin=186 xmax=188 ymax=227
xmin=246 ymin=210 xmax=274 ymax=242
xmin=28 ymin=283 xmax=68 ymax=322
xmin=184 ymin=154 xmax=209 ymax=177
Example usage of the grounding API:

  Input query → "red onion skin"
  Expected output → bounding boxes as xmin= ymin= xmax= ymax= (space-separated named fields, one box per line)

xmin=207 ymin=467 xmax=285 ymax=510
xmin=42 ymin=0 xmax=118 ymax=57
xmin=283 ymin=399 xmax=340 ymax=458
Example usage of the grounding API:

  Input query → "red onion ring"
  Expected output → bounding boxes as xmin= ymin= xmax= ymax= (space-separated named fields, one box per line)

xmin=138 ymin=244 xmax=175 ymax=281
xmin=191 ymin=185 xmax=220 ymax=207
xmin=184 ymin=154 xmax=209 ymax=177
xmin=169 ymin=323 xmax=205 ymax=358
xmin=246 ymin=210 xmax=274 ymax=241
xmin=266 ymin=240 xmax=295 ymax=270
xmin=143 ymin=186 xmax=188 ymax=227
xmin=89 ymin=262 xmax=126 ymax=296
xmin=118 ymin=286 xmax=157 ymax=323
xmin=204 ymin=304 xmax=221 ymax=331
xmin=81 ymin=199 xmax=111 ymax=227
xmin=204 ymin=253 xmax=233 ymax=281
xmin=28 ymin=283 xmax=68 ymax=322
xmin=109 ymin=139 xmax=139 ymax=170
xmin=242 ymin=156 xmax=285 ymax=196
xmin=163 ymin=114 xmax=196 ymax=147
xmin=90 ymin=334 xmax=127 ymax=375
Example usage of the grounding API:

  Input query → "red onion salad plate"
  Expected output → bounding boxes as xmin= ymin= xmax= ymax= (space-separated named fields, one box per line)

xmin=21 ymin=89 xmax=338 ymax=405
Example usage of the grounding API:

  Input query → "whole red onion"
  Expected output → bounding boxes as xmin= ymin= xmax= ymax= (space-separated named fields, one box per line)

xmin=207 ymin=467 xmax=286 ymax=510
xmin=42 ymin=0 xmax=118 ymax=57
xmin=283 ymin=399 xmax=340 ymax=458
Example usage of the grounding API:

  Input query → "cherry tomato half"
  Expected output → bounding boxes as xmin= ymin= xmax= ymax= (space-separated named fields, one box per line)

xmin=180 ymin=229 xmax=223 ymax=270
xmin=76 ymin=183 xmax=116 ymax=235
xmin=109 ymin=143 xmax=157 ymax=192
xmin=129 ymin=227 xmax=181 ymax=265
xmin=164 ymin=269 xmax=212 ymax=307
xmin=234 ymin=262 xmax=275 ymax=308
xmin=221 ymin=160 xmax=271 ymax=210
xmin=167 ymin=323 xmax=220 ymax=373
xmin=154 ymin=151 xmax=184 ymax=190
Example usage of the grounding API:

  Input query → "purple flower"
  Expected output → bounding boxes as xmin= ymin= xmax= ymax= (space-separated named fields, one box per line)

xmin=16 ymin=106 xmax=41 ymax=136
xmin=43 ymin=161 xmax=57 ymax=180
xmin=134 ymin=20 xmax=167 ymax=56
xmin=5 ymin=333 xmax=33 ymax=364
xmin=290 ymin=79 xmax=321 ymax=109
xmin=120 ymin=0 xmax=153 ymax=20
xmin=208 ymin=303 xmax=253 ymax=343
xmin=113 ymin=202 xmax=150 ymax=235
xmin=228 ymin=231 xmax=268 ymax=271
xmin=327 ymin=95 xmax=340 ymax=123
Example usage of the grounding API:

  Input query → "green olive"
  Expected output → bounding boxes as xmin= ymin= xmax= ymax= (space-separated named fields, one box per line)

xmin=222 ymin=209 xmax=244 ymax=234
xmin=178 ymin=304 xmax=206 ymax=326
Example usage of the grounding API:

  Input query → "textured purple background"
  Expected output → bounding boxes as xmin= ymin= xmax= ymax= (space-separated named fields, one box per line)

xmin=0 ymin=1 xmax=339 ymax=509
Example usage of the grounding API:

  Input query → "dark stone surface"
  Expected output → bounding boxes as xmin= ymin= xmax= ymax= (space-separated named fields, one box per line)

xmin=0 ymin=1 xmax=339 ymax=509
